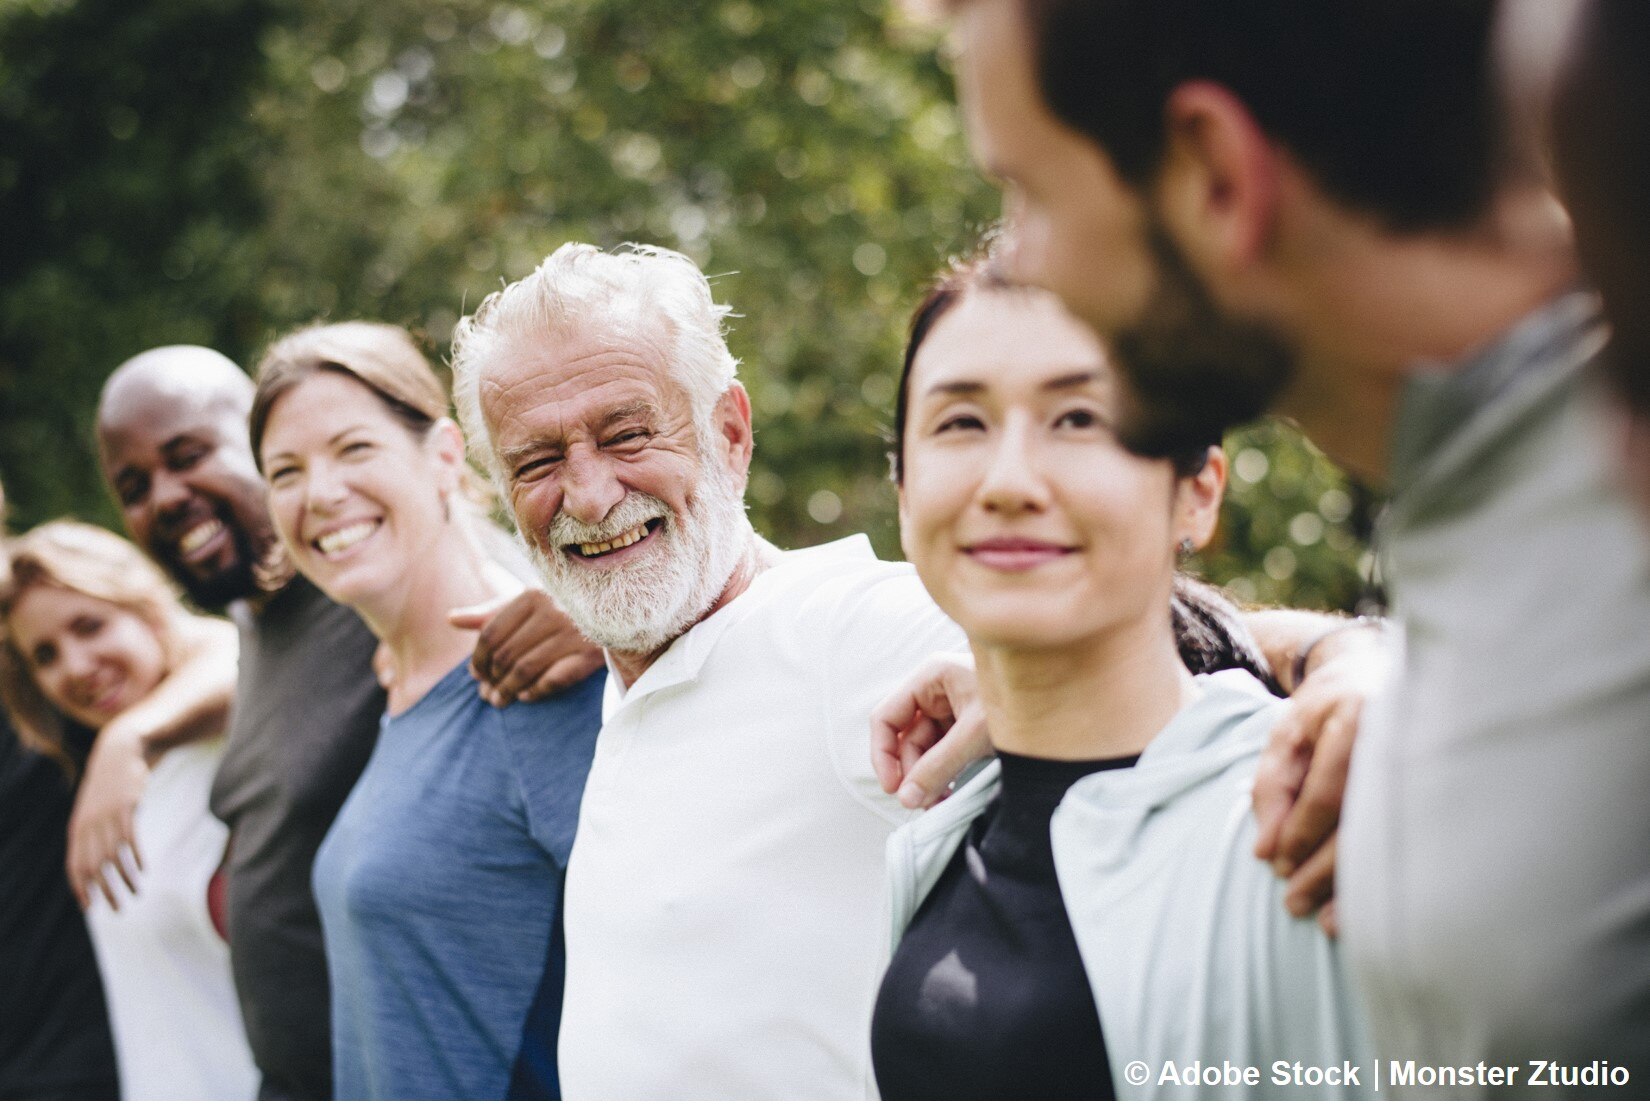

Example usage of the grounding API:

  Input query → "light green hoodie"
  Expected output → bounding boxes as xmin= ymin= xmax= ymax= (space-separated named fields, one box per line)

xmin=883 ymin=670 xmax=1374 ymax=1099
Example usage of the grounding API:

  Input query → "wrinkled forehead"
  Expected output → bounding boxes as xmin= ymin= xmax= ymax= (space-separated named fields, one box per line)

xmin=481 ymin=319 xmax=685 ymax=427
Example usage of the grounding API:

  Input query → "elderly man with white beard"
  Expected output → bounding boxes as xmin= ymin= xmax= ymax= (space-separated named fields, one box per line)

xmin=450 ymin=242 xmax=969 ymax=1099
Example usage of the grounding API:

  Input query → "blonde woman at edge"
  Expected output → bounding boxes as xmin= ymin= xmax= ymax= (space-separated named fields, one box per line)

xmin=0 ymin=521 xmax=255 ymax=1099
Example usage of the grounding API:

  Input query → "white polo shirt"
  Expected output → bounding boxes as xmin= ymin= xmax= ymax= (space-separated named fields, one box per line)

xmin=557 ymin=535 xmax=967 ymax=1099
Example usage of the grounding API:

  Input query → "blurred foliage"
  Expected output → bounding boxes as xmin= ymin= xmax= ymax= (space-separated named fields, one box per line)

xmin=0 ymin=0 xmax=1372 ymax=610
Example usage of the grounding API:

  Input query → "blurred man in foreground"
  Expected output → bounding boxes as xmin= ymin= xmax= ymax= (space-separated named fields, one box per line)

xmin=936 ymin=0 xmax=1650 ymax=1095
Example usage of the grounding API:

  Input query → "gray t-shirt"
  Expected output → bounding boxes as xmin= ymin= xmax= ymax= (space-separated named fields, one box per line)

xmin=1340 ymin=292 xmax=1650 ymax=1096
xmin=210 ymin=575 xmax=383 ymax=1100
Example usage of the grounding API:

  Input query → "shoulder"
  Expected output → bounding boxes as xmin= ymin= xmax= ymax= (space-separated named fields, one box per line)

xmin=768 ymin=538 xmax=956 ymax=644
xmin=491 ymin=669 xmax=606 ymax=765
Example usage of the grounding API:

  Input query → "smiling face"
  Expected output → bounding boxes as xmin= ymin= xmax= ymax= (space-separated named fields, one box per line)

xmin=480 ymin=321 xmax=753 ymax=655
xmin=898 ymin=286 xmax=1220 ymax=652
xmin=7 ymin=584 xmax=168 ymax=731
xmin=98 ymin=377 xmax=273 ymax=611
xmin=259 ymin=372 xmax=457 ymax=618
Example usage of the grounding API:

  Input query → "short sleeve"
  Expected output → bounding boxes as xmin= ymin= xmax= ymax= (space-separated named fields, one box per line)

xmin=496 ymin=669 xmax=606 ymax=867
xmin=816 ymin=565 xmax=969 ymax=825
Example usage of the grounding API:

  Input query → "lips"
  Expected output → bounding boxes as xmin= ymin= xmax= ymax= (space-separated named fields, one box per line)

xmin=70 ymin=671 xmax=128 ymax=717
xmin=178 ymin=519 xmax=225 ymax=557
xmin=565 ymin=518 xmax=661 ymax=561
xmin=963 ymin=537 xmax=1077 ymax=572
xmin=163 ymin=513 xmax=232 ymax=570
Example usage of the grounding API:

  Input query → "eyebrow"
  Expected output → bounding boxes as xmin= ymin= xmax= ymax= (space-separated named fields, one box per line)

xmin=922 ymin=368 xmax=1101 ymax=398
xmin=499 ymin=401 xmax=661 ymax=469
xmin=601 ymin=401 xmax=658 ymax=427
xmin=261 ymin=424 xmax=375 ymax=468
xmin=500 ymin=435 xmax=566 ymax=471
xmin=326 ymin=425 xmax=373 ymax=447
xmin=161 ymin=430 xmax=211 ymax=452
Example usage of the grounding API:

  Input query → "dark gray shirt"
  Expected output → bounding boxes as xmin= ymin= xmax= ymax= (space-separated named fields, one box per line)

xmin=210 ymin=575 xmax=382 ymax=1100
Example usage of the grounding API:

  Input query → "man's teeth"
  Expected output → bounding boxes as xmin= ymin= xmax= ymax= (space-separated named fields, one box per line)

xmin=316 ymin=521 xmax=377 ymax=556
xmin=577 ymin=523 xmax=649 ymax=557
xmin=178 ymin=520 xmax=224 ymax=556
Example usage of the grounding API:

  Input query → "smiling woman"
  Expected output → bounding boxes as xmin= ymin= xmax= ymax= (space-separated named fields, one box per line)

xmin=248 ymin=322 xmax=603 ymax=1100
xmin=870 ymin=258 xmax=1370 ymax=1099
xmin=0 ymin=521 xmax=256 ymax=1099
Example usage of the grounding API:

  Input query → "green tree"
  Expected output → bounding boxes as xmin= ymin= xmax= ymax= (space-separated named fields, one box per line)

xmin=0 ymin=0 xmax=1372 ymax=611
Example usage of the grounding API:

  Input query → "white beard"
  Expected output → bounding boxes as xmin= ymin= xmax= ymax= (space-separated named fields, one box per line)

xmin=526 ymin=456 xmax=752 ymax=656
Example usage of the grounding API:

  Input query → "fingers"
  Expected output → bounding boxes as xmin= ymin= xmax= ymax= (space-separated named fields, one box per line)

xmin=1284 ymin=831 xmax=1337 ymax=918
xmin=72 ymin=827 xmax=140 ymax=913
xmin=1273 ymin=705 xmax=1358 ymax=871
xmin=94 ymin=870 xmax=121 ymax=914
xmin=496 ymin=641 xmax=579 ymax=704
xmin=1317 ymin=898 xmax=1340 ymax=938
xmin=448 ymin=598 xmax=507 ymax=631
xmin=468 ymin=591 xmax=602 ymax=707
xmin=122 ymin=810 xmax=143 ymax=874
xmin=871 ymin=689 xmax=928 ymax=767
xmin=464 ymin=592 xmax=537 ymax=682
xmin=871 ymin=653 xmax=980 ymax=805
xmin=512 ymin=650 xmax=607 ymax=705
xmin=897 ymin=705 xmax=989 ymax=809
xmin=870 ymin=678 xmax=949 ymax=796
xmin=1252 ymin=713 xmax=1314 ymax=862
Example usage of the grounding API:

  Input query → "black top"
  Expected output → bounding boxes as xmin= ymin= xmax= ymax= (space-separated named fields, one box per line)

xmin=871 ymin=750 xmax=1139 ymax=1100
xmin=210 ymin=575 xmax=384 ymax=1099
xmin=0 ymin=720 xmax=119 ymax=1100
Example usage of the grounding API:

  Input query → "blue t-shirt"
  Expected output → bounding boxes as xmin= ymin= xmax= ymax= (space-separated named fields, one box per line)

xmin=312 ymin=661 xmax=604 ymax=1100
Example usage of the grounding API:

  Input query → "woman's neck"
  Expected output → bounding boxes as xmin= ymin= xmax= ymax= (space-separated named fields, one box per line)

xmin=972 ymin=616 xmax=1200 ymax=764
xmin=359 ymin=522 xmax=520 ymax=714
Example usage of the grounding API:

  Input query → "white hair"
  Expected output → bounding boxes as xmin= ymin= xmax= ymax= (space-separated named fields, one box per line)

xmin=451 ymin=242 xmax=740 ymax=487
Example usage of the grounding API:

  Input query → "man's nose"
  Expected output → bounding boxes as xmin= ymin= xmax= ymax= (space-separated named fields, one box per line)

xmin=559 ymin=448 xmax=627 ymax=527
xmin=151 ymin=469 xmax=194 ymax=521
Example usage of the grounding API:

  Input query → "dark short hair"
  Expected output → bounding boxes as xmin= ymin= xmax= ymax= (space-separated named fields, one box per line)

xmin=1021 ymin=0 xmax=1506 ymax=233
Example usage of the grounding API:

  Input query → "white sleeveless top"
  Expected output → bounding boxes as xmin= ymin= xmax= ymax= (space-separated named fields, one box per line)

xmin=85 ymin=739 xmax=257 ymax=1099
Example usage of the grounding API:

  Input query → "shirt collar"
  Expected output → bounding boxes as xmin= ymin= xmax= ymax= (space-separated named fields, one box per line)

xmin=1388 ymin=288 xmax=1605 ymax=492
xmin=601 ymin=534 xmax=880 ymax=720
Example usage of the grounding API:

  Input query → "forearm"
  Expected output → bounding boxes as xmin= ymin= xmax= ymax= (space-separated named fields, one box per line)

xmin=1242 ymin=608 xmax=1386 ymax=696
xmin=110 ymin=615 xmax=238 ymax=760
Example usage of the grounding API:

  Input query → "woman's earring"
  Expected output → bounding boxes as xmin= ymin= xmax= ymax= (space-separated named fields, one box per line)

xmin=1177 ymin=537 xmax=1196 ymax=560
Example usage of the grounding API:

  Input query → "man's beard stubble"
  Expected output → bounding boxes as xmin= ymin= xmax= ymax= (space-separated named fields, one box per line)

xmin=1107 ymin=221 xmax=1300 ymax=460
xmin=161 ymin=514 xmax=269 ymax=612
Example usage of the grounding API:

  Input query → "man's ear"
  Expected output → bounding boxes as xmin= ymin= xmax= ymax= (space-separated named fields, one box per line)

xmin=1155 ymin=81 xmax=1279 ymax=273
xmin=714 ymin=383 xmax=755 ymax=491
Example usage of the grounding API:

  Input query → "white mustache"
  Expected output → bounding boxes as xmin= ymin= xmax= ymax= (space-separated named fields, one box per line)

xmin=545 ymin=494 xmax=671 ymax=550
